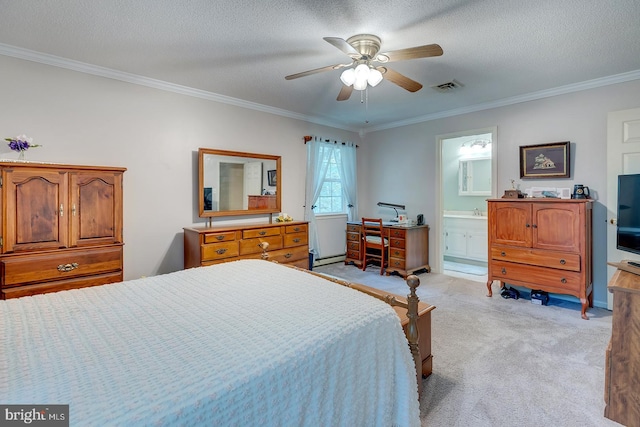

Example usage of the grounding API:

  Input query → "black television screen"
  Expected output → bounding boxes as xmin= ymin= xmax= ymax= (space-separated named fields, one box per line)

xmin=617 ymin=174 xmax=640 ymax=255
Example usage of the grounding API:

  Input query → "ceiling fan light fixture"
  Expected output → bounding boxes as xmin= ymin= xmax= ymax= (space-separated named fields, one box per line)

xmin=367 ymin=68 xmax=383 ymax=87
xmin=353 ymin=78 xmax=368 ymax=91
xmin=340 ymin=68 xmax=356 ymax=86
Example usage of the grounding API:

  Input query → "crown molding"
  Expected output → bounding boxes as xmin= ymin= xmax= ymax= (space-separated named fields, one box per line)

xmin=364 ymin=69 xmax=640 ymax=133
xmin=0 ymin=43 xmax=360 ymax=133
xmin=2 ymin=43 xmax=638 ymax=136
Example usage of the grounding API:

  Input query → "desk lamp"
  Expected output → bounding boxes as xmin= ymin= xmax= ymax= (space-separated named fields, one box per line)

xmin=377 ymin=202 xmax=406 ymax=222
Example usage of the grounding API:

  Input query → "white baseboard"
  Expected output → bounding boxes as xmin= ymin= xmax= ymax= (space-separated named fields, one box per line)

xmin=313 ymin=254 xmax=346 ymax=267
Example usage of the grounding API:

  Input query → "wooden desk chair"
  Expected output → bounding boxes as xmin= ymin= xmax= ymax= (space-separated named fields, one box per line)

xmin=361 ymin=218 xmax=389 ymax=275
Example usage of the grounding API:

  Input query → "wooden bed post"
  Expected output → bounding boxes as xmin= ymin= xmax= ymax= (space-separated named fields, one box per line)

xmin=405 ymin=274 xmax=422 ymax=397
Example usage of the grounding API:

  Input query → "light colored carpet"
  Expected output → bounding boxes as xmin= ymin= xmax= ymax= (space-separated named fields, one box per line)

xmin=314 ymin=262 xmax=616 ymax=427
xmin=444 ymin=260 xmax=488 ymax=276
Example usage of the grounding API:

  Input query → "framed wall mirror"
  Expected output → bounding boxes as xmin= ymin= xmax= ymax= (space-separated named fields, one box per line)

xmin=198 ymin=148 xmax=281 ymax=218
xmin=458 ymin=157 xmax=492 ymax=196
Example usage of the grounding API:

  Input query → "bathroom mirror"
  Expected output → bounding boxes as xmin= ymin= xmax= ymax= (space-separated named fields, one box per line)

xmin=458 ymin=157 xmax=492 ymax=196
xmin=198 ymin=148 xmax=281 ymax=218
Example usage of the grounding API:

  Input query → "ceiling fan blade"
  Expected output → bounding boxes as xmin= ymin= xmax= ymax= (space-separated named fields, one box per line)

xmin=285 ymin=63 xmax=351 ymax=80
xmin=377 ymin=44 xmax=443 ymax=63
xmin=378 ymin=67 xmax=423 ymax=92
xmin=323 ymin=37 xmax=360 ymax=57
xmin=337 ymin=85 xmax=353 ymax=101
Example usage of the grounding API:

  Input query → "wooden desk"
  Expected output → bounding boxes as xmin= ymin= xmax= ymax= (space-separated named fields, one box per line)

xmin=345 ymin=221 xmax=430 ymax=277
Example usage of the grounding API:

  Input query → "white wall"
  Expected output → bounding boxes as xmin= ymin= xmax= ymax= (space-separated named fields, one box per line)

xmin=4 ymin=53 xmax=640 ymax=308
xmin=360 ymin=79 xmax=640 ymax=308
xmin=0 ymin=55 xmax=360 ymax=279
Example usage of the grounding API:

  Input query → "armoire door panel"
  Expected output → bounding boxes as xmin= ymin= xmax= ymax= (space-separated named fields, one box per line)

xmin=4 ymin=169 xmax=69 ymax=253
xmin=533 ymin=204 xmax=581 ymax=252
xmin=70 ymin=171 xmax=124 ymax=246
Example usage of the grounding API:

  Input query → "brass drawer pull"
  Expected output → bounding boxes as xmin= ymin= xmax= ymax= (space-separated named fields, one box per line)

xmin=560 ymin=259 xmax=566 ymax=265
xmin=292 ymin=238 xmax=300 ymax=243
xmin=57 ymin=262 xmax=79 ymax=272
xmin=259 ymin=231 xmax=266 ymax=235
xmin=215 ymin=235 xmax=224 ymax=241
xmin=501 ymin=268 xmax=507 ymax=274
xmin=293 ymin=227 xmax=300 ymax=232
xmin=284 ymin=253 xmax=292 ymax=258
xmin=216 ymin=248 xmax=227 ymax=255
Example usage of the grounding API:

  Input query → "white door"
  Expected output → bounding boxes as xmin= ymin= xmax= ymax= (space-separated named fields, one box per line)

xmin=243 ymin=161 xmax=263 ymax=209
xmin=606 ymin=107 xmax=640 ymax=308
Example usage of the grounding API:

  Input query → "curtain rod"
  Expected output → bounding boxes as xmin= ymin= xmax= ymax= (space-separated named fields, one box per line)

xmin=303 ymin=135 xmax=358 ymax=147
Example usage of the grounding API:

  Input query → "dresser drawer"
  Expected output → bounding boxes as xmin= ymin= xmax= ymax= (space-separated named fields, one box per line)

xmin=346 ymin=249 xmax=360 ymax=260
xmin=243 ymin=227 xmax=281 ymax=239
xmin=202 ymin=242 xmax=239 ymax=261
xmin=239 ymin=235 xmax=283 ymax=255
xmin=285 ymin=224 xmax=307 ymax=234
xmin=244 ymin=246 xmax=308 ymax=264
xmin=284 ymin=232 xmax=308 ymax=247
xmin=346 ymin=224 xmax=360 ymax=233
xmin=491 ymin=246 xmax=580 ymax=271
xmin=491 ymin=260 xmax=582 ymax=293
xmin=204 ymin=231 xmax=237 ymax=243
xmin=389 ymin=228 xmax=406 ymax=239
xmin=389 ymin=257 xmax=406 ymax=269
xmin=390 ymin=247 xmax=406 ymax=260
xmin=1 ymin=246 xmax=123 ymax=288
xmin=347 ymin=232 xmax=360 ymax=242
xmin=390 ymin=237 xmax=406 ymax=249
xmin=347 ymin=241 xmax=360 ymax=251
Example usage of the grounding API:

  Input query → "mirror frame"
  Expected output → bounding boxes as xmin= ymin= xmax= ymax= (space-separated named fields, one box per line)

xmin=198 ymin=148 xmax=281 ymax=218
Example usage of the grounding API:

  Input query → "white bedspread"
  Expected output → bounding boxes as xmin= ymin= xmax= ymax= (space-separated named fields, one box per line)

xmin=1 ymin=259 xmax=419 ymax=426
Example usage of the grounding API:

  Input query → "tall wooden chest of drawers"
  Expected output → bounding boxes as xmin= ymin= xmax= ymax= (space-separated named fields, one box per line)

xmin=184 ymin=221 xmax=309 ymax=269
xmin=486 ymin=199 xmax=593 ymax=319
xmin=0 ymin=161 xmax=125 ymax=299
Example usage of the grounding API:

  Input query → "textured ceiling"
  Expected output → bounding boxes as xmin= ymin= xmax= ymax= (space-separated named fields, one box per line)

xmin=1 ymin=0 xmax=639 ymax=132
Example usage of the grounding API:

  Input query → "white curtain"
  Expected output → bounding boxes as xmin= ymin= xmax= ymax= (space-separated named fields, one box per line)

xmin=304 ymin=137 xmax=334 ymax=256
xmin=338 ymin=141 xmax=358 ymax=221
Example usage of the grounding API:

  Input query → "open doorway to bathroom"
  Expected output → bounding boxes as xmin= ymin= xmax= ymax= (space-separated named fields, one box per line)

xmin=436 ymin=127 xmax=497 ymax=283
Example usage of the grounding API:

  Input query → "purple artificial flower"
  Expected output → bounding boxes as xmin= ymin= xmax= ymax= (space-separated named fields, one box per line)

xmin=5 ymin=134 xmax=41 ymax=152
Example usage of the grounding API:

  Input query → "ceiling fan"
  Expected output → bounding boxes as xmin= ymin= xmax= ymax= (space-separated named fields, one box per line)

xmin=285 ymin=34 xmax=443 ymax=101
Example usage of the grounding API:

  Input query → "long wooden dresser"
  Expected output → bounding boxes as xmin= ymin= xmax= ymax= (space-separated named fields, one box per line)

xmin=486 ymin=199 xmax=593 ymax=319
xmin=0 ymin=161 xmax=125 ymax=299
xmin=345 ymin=221 xmax=430 ymax=277
xmin=184 ymin=221 xmax=309 ymax=269
xmin=604 ymin=263 xmax=640 ymax=426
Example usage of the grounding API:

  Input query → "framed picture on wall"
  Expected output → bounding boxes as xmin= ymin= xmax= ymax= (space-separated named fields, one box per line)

xmin=267 ymin=169 xmax=277 ymax=186
xmin=520 ymin=141 xmax=570 ymax=179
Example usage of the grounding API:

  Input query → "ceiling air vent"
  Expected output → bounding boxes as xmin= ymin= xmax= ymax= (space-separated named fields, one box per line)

xmin=431 ymin=79 xmax=463 ymax=93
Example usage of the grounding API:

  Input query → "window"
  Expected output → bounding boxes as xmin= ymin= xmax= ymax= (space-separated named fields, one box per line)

xmin=315 ymin=147 xmax=346 ymax=214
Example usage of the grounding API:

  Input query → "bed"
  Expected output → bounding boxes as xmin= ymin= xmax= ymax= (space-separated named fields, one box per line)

xmin=1 ymin=259 xmax=423 ymax=426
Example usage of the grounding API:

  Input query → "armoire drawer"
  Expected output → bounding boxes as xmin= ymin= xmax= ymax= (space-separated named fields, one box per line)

xmin=491 ymin=246 xmax=580 ymax=271
xmin=1 ymin=246 xmax=123 ymax=288
xmin=491 ymin=260 xmax=582 ymax=293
